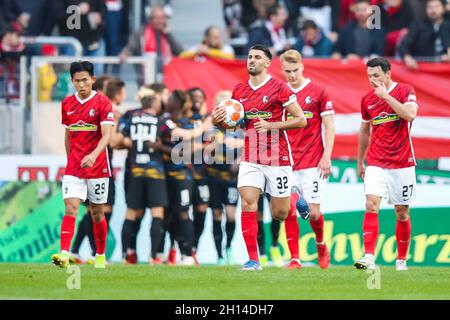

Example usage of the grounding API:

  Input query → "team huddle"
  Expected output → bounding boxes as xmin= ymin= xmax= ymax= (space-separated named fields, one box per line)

xmin=51 ymin=44 xmax=418 ymax=272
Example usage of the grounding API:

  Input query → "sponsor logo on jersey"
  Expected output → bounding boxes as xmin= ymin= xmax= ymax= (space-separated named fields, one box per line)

xmin=89 ymin=109 xmax=95 ymax=117
xmin=245 ymin=108 xmax=272 ymax=119
xmin=263 ymin=96 xmax=269 ymax=103
xmin=68 ymin=120 xmax=98 ymax=131
xmin=372 ymin=112 xmax=400 ymax=125
xmin=287 ymin=111 xmax=313 ymax=120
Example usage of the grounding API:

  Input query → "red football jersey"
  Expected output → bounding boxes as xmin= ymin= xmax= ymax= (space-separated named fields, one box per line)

xmin=361 ymin=82 xmax=418 ymax=169
xmin=61 ymin=91 xmax=115 ymax=178
xmin=232 ymin=75 xmax=297 ymax=166
xmin=286 ymin=79 xmax=334 ymax=170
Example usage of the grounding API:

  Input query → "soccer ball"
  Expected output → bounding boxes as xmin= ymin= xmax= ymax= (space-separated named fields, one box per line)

xmin=219 ymin=98 xmax=245 ymax=128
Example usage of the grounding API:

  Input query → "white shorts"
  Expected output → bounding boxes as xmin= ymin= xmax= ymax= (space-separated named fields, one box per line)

xmin=292 ymin=167 xmax=325 ymax=204
xmin=62 ymin=175 xmax=110 ymax=204
xmin=364 ymin=166 xmax=416 ymax=205
xmin=237 ymin=161 xmax=292 ymax=198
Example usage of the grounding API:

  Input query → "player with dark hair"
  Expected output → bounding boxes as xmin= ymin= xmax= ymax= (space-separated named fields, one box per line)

xmin=355 ymin=57 xmax=418 ymax=271
xmin=52 ymin=61 xmax=115 ymax=269
xmin=211 ymin=45 xmax=307 ymax=271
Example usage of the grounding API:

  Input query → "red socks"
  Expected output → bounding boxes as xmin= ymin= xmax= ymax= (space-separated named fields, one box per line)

xmin=241 ymin=211 xmax=259 ymax=261
xmin=285 ymin=200 xmax=300 ymax=260
xmin=60 ymin=215 xmax=76 ymax=252
xmin=363 ymin=212 xmax=379 ymax=255
xmin=310 ymin=214 xmax=324 ymax=244
xmin=396 ymin=219 xmax=411 ymax=260
xmin=93 ymin=217 xmax=108 ymax=255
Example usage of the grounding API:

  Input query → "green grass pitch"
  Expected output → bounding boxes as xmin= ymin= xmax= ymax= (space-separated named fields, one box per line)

xmin=0 ymin=264 xmax=449 ymax=300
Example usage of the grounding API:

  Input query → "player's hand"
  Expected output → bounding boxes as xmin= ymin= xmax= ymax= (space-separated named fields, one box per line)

xmin=254 ymin=117 xmax=272 ymax=133
xmin=211 ymin=105 xmax=227 ymax=126
xmin=318 ymin=156 xmax=332 ymax=179
xmin=81 ymin=153 xmax=97 ymax=168
xmin=404 ymin=55 xmax=418 ymax=70
xmin=357 ymin=161 xmax=365 ymax=181
xmin=372 ymin=80 xmax=389 ymax=100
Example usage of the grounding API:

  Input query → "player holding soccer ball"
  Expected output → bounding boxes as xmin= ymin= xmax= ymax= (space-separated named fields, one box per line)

xmin=211 ymin=45 xmax=307 ymax=271
xmin=52 ymin=61 xmax=115 ymax=269
xmin=280 ymin=49 xmax=334 ymax=269
xmin=355 ymin=57 xmax=418 ymax=271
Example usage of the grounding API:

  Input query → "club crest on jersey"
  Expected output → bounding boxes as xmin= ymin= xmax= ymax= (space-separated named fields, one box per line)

xmin=68 ymin=120 xmax=98 ymax=131
xmin=305 ymin=96 xmax=312 ymax=104
xmin=263 ymin=96 xmax=269 ymax=103
xmin=89 ymin=109 xmax=95 ymax=117
xmin=245 ymin=108 xmax=272 ymax=119
xmin=325 ymin=101 xmax=333 ymax=109
xmin=372 ymin=112 xmax=400 ymax=125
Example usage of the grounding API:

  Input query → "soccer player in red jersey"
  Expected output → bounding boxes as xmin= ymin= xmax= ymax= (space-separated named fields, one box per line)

xmin=280 ymin=49 xmax=334 ymax=269
xmin=51 ymin=61 xmax=115 ymax=269
xmin=211 ymin=45 xmax=307 ymax=270
xmin=355 ymin=57 xmax=418 ymax=271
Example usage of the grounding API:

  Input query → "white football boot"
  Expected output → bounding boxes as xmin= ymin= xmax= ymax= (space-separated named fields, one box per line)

xmin=395 ymin=259 xmax=408 ymax=271
xmin=354 ymin=254 xmax=376 ymax=270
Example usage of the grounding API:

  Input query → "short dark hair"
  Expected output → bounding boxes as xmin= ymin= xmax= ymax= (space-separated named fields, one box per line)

xmin=356 ymin=0 xmax=371 ymax=4
xmin=70 ymin=61 xmax=94 ymax=78
xmin=93 ymin=75 xmax=113 ymax=92
xmin=149 ymin=83 xmax=167 ymax=94
xmin=266 ymin=4 xmax=281 ymax=20
xmin=302 ymin=20 xmax=318 ymax=31
xmin=249 ymin=44 xmax=272 ymax=60
xmin=187 ymin=87 xmax=206 ymax=99
xmin=366 ymin=57 xmax=391 ymax=73
xmin=426 ymin=0 xmax=445 ymax=7
xmin=105 ymin=79 xmax=125 ymax=101
xmin=141 ymin=95 xmax=158 ymax=110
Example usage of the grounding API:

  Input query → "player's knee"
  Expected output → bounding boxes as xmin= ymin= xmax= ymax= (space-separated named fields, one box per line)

xmin=64 ymin=203 xmax=79 ymax=216
xmin=241 ymin=201 xmax=258 ymax=213
xmin=309 ymin=205 xmax=321 ymax=220
xmin=272 ymin=209 xmax=289 ymax=221
xmin=395 ymin=206 xmax=410 ymax=221
xmin=90 ymin=205 xmax=104 ymax=222
xmin=179 ymin=211 xmax=190 ymax=220
xmin=365 ymin=199 xmax=379 ymax=213
xmin=213 ymin=209 xmax=222 ymax=220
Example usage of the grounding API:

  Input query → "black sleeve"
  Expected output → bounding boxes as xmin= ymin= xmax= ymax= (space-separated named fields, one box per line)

xmin=398 ymin=22 xmax=420 ymax=57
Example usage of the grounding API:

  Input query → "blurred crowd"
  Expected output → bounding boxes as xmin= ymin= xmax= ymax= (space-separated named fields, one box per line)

xmin=1 ymin=0 xmax=450 ymax=99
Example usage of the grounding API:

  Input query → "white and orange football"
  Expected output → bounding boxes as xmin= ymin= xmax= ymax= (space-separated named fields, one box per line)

xmin=218 ymin=98 xmax=245 ymax=128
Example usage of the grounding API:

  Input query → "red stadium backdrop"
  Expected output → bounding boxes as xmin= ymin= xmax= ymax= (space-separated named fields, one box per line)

xmin=164 ymin=58 xmax=450 ymax=159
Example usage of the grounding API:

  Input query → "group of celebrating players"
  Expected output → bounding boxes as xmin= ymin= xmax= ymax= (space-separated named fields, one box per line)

xmin=52 ymin=44 xmax=418 ymax=272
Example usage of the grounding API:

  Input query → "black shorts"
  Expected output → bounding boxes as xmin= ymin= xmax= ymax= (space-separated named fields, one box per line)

xmin=126 ymin=176 xmax=168 ymax=209
xmin=106 ymin=176 xmax=115 ymax=206
xmin=209 ymin=179 xmax=239 ymax=209
xmin=193 ymin=178 xmax=210 ymax=206
xmin=166 ymin=175 xmax=194 ymax=212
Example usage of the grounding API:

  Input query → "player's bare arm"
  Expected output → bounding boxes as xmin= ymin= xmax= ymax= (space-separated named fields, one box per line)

xmin=357 ymin=121 xmax=371 ymax=180
xmin=318 ymin=114 xmax=335 ymax=179
xmin=372 ymin=80 xmax=418 ymax=122
xmin=254 ymin=101 xmax=306 ymax=133
xmin=81 ymin=124 xmax=114 ymax=168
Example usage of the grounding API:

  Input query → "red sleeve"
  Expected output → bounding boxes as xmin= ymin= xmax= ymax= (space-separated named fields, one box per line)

xmin=401 ymin=85 xmax=418 ymax=106
xmin=100 ymin=98 xmax=115 ymax=126
xmin=361 ymin=96 xmax=370 ymax=122
xmin=279 ymin=82 xmax=297 ymax=107
xmin=61 ymin=100 xmax=68 ymax=127
xmin=319 ymin=88 xmax=335 ymax=117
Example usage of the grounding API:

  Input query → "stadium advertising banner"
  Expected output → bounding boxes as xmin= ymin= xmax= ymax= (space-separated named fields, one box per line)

xmin=0 ymin=155 xmax=449 ymax=266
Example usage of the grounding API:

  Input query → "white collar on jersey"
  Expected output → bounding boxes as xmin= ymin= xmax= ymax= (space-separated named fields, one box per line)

xmin=248 ymin=74 xmax=272 ymax=91
xmin=387 ymin=82 xmax=398 ymax=94
xmin=288 ymin=78 xmax=312 ymax=93
xmin=75 ymin=90 xmax=97 ymax=104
